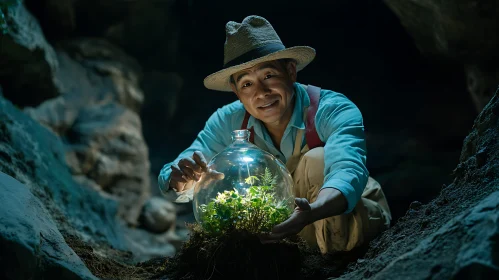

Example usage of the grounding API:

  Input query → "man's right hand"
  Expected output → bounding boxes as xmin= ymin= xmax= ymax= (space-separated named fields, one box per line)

xmin=169 ymin=151 xmax=208 ymax=192
xmin=169 ymin=151 xmax=224 ymax=192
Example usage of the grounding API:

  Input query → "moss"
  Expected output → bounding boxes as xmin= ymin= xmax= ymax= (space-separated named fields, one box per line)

xmin=199 ymin=167 xmax=292 ymax=236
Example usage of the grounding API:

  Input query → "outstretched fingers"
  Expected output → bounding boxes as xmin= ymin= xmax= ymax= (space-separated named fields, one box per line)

xmin=193 ymin=151 xmax=208 ymax=171
xmin=178 ymin=157 xmax=202 ymax=181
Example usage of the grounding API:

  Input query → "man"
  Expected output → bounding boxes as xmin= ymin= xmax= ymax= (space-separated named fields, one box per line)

xmin=158 ymin=15 xmax=391 ymax=254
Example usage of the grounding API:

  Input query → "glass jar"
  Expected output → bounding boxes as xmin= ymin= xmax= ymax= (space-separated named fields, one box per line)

xmin=192 ymin=129 xmax=294 ymax=234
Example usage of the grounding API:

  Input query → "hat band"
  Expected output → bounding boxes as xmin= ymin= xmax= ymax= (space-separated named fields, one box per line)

xmin=223 ymin=42 xmax=285 ymax=68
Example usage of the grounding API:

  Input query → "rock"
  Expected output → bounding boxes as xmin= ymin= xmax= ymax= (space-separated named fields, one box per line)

xmin=0 ymin=171 xmax=97 ymax=280
xmin=59 ymin=38 xmax=144 ymax=113
xmin=67 ymin=102 xmax=151 ymax=226
xmin=122 ymin=226 xmax=177 ymax=263
xmin=1 ymin=92 xmax=178 ymax=265
xmin=140 ymin=197 xmax=177 ymax=234
xmin=339 ymin=192 xmax=499 ymax=280
xmin=0 ymin=0 xmax=60 ymax=107
xmin=23 ymin=95 xmax=78 ymax=135
xmin=0 ymin=93 xmax=127 ymax=251
xmin=22 ymin=38 xmax=152 ymax=227
xmin=23 ymin=37 xmax=144 ymax=126
xmin=72 ymin=175 xmax=107 ymax=194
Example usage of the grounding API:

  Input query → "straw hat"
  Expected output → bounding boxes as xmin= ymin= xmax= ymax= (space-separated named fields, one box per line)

xmin=203 ymin=15 xmax=316 ymax=92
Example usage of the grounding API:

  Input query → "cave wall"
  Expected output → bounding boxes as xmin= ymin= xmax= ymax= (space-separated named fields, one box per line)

xmin=0 ymin=0 xmax=179 ymax=265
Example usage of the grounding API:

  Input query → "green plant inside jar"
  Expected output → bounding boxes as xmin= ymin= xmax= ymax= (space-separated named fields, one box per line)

xmin=198 ymin=167 xmax=292 ymax=236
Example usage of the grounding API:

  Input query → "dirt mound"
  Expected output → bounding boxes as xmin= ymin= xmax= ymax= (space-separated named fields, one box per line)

xmin=162 ymin=224 xmax=367 ymax=280
xmin=65 ymin=235 xmax=167 ymax=280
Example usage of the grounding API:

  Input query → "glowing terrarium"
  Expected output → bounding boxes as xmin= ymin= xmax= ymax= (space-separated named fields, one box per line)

xmin=192 ymin=129 xmax=294 ymax=235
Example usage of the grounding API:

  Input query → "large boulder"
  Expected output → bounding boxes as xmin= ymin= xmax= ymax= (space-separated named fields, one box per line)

xmin=65 ymin=102 xmax=150 ymax=225
xmin=0 ymin=92 xmax=175 ymax=265
xmin=0 ymin=172 xmax=97 ymax=280
xmin=0 ymin=90 xmax=126 ymax=251
xmin=24 ymin=38 xmax=151 ymax=227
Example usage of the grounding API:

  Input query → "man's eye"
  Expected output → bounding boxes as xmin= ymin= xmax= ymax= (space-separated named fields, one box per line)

xmin=242 ymin=82 xmax=252 ymax=88
xmin=264 ymin=74 xmax=273 ymax=79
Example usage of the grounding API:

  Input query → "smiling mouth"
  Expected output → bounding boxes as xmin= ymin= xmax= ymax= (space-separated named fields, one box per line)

xmin=258 ymin=100 xmax=278 ymax=108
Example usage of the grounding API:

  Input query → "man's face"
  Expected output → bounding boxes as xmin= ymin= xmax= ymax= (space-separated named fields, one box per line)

xmin=230 ymin=60 xmax=297 ymax=125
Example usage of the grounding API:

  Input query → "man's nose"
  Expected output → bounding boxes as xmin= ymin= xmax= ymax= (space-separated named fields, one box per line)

xmin=254 ymin=81 xmax=271 ymax=97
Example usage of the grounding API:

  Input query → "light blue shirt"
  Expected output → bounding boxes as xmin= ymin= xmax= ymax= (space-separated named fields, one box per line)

xmin=158 ymin=82 xmax=369 ymax=213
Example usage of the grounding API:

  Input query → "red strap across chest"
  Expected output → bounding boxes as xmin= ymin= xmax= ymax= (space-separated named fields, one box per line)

xmin=241 ymin=112 xmax=255 ymax=143
xmin=304 ymin=85 xmax=325 ymax=149
xmin=240 ymin=84 xmax=325 ymax=149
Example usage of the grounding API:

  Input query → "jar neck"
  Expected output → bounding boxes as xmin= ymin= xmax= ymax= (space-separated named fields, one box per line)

xmin=231 ymin=129 xmax=251 ymax=143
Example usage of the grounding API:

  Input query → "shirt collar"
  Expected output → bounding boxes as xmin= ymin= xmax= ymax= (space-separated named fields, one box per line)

xmin=247 ymin=82 xmax=310 ymax=132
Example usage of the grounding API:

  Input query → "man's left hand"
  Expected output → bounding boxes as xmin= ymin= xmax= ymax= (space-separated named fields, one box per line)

xmin=259 ymin=197 xmax=313 ymax=243
xmin=259 ymin=188 xmax=348 ymax=243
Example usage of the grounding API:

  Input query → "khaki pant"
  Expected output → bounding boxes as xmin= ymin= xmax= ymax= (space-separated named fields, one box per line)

xmin=291 ymin=147 xmax=391 ymax=254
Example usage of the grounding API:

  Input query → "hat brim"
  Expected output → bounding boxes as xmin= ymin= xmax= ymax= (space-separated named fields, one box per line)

xmin=203 ymin=46 xmax=316 ymax=92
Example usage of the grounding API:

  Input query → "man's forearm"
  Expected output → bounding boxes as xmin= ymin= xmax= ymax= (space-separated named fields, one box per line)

xmin=308 ymin=188 xmax=348 ymax=223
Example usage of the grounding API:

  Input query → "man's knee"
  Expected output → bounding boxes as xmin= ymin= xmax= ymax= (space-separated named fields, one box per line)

xmin=295 ymin=147 xmax=325 ymax=187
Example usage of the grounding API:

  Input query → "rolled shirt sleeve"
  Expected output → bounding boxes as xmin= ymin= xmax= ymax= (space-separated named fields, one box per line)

xmin=158 ymin=102 xmax=243 ymax=195
xmin=315 ymin=91 xmax=369 ymax=214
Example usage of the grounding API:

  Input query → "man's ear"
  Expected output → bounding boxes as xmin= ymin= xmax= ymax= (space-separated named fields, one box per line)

xmin=287 ymin=60 xmax=297 ymax=82
xmin=230 ymin=82 xmax=239 ymax=97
